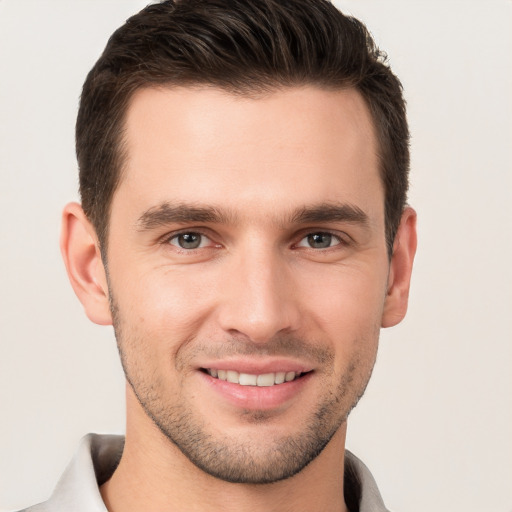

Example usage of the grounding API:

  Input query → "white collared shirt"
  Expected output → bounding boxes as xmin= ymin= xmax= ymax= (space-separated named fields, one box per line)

xmin=18 ymin=434 xmax=390 ymax=512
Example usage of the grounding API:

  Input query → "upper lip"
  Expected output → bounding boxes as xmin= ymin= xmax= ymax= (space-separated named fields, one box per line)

xmin=197 ymin=358 xmax=314 ymax=375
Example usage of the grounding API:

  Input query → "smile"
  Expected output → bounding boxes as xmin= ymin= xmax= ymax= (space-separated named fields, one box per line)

xmin=205 ymin=368 xmax=304 ymax=386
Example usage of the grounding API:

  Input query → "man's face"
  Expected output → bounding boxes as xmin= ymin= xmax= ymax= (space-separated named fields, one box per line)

xmin=106 ymin=86 xmax=390 ymax=483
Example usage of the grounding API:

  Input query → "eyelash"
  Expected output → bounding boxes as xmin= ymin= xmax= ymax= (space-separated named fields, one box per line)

xmin=162 ymin=230 xmax=349 ymax=252
xmin=164 ymin=231 xmax=217 ymax=251
xmin=294 ymin=231 xmax=346 ymax=250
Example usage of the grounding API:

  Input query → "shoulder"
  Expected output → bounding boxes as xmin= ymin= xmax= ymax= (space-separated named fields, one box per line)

xmin=14 ymin=434 xmax=124 ymax=512
xmin=344 ymin=450 xmax=392 ymax=512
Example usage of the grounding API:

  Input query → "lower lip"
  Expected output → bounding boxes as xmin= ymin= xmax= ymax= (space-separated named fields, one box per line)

xmin=199 ymin=371 xmax=312 ymax=410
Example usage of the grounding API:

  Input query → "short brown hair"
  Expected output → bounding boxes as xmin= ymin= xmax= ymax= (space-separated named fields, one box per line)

xmin=76 ymin=0 xmax=409 ymax=256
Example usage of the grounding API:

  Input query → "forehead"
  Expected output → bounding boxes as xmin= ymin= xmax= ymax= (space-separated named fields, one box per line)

xmin=114 ymin=85 xmax=382 ymax=225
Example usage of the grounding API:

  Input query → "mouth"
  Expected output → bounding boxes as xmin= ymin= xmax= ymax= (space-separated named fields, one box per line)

xmin=202 ymin=368 xmax=309 ymax=386
xmin=198 ymin=364 xmax=314 ymax=410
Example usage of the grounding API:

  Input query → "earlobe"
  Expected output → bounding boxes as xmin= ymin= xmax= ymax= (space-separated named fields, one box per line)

xmin=60 ymin=202 xmax=112 ymax=326
xmin=381 ymin=207 xmax=417 ymax=328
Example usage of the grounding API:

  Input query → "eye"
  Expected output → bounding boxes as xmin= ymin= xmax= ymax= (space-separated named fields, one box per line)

xmin=168 ymin=232 xmax=211 ymax=250
xmin=297 ymin=232 xmax=341 ymax=249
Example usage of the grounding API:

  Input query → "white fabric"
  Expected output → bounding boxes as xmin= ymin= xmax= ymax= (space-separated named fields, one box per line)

xmin=19 ymin=433 xmax=390 ymax=512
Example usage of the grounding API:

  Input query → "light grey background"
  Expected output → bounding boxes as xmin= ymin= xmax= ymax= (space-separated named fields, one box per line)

xmin=1 ymin=1 xmax=511 ymax=511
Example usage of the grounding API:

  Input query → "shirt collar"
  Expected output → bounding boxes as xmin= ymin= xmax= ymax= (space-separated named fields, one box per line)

xmin=39 ymin=434 xmax=389 ymax=512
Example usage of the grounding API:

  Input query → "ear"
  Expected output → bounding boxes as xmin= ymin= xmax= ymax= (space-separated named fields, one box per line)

xmin=381 ymin=207 xmax=417 ymax=328
xmin=60 ymin=202 xmax=112 ymax=325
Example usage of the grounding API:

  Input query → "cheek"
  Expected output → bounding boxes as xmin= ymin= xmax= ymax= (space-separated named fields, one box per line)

xmin=112 ymin=264 xmax=219 ymax=344
xmin=301 ymin=263 xmax=387 ymax=321
xmin=298 ymin=264 xmax=386 ymax=354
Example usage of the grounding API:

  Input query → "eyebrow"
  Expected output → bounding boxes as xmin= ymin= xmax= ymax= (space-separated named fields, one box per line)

xmin=137 ymin=203 xmax=233 ymax=230
xmin=291 ymin=203 xmax=369 ymax=226
xmin=136 ymin=201 xmax=369 ymax=231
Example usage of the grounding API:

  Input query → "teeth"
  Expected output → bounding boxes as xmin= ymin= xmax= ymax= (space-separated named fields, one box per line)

xmin=226 ymin=370 xmax=239 ymax=384
xmin=207 ymin=369 xmax=301 ymax=386
xmin=239 ymin=373 xmax=257 ymax=386
xmin=275 ymin=372 xmax=286 ymax=384
xmin=256 ymin=373 xmax=275 ymax=387
xmin=285 ymin=371 xmax=296 ymax=382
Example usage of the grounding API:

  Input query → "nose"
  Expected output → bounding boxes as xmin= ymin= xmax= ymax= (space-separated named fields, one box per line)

xmin=216 ymin=245 xmax=301 ymax=344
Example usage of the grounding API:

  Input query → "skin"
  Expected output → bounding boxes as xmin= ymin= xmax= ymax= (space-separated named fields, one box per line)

xmin=61 ymin=86 xmax=417 ymax=512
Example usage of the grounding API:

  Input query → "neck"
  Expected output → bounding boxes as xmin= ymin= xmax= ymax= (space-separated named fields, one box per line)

xmin=101 ymin=390 xmax=349 ymax=512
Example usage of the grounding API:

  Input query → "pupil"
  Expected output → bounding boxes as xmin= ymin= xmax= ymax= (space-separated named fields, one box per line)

xmin=179 ymin=233 xmax=201 ymax=249
xmin=308 ymin=233 xmax=331 ymax=248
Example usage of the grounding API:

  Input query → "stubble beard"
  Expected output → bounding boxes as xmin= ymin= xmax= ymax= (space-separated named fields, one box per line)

xmin=110 ymin=297 xmax=378 ymax=484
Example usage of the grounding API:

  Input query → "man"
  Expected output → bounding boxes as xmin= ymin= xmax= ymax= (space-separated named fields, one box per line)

xmin=21 ymin=0 xmax=416 ymax=510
